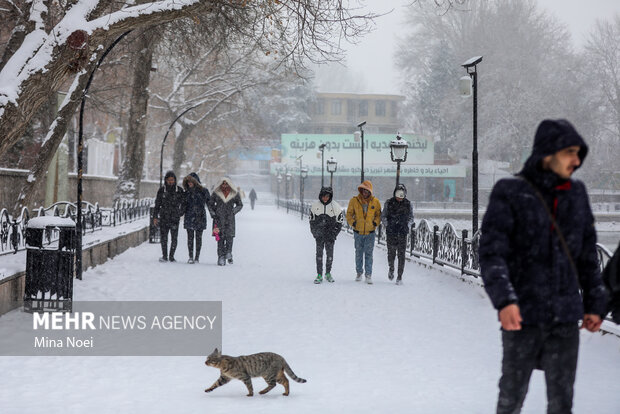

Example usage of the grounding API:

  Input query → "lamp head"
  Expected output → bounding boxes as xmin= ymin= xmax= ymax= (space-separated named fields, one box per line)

xmin=390 ymin=133 xmax=408 ymax=162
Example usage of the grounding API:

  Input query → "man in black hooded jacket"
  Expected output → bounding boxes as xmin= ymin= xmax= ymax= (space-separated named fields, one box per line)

xmin=309 ymin=187 xmax=343 ymax=283
xmin=479 ymin=119 xmax=608 ymax=413
xmin=382 ymin=184 xmax=414 ymax=285
xmin=153 ymin=171 xmax=185 ymax=262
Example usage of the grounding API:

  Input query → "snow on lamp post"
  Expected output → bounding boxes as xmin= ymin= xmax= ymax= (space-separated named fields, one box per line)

xmin=354 ymin=120 xmax=366 ymax=183
xmin=326 ymin=157 xmax=338 ymax=188
xmin=276 ymin=172 xmax=282 ymax=208
xmin=318 ymin=143 xmax=326 ymax=187
xmin=461 ymin=55 xmax=483 ymax=234
xmin=285 ymin=172 xmax=291 ymax=213
xmin=300 ymin=167 xmax=308 ymax=220
xmin=390 ymin=133 xmax=408 ymax=188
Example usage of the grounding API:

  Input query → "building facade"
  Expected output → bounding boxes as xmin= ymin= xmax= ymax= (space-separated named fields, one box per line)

xmin=301 ymin=92 xmax=405 ymax=135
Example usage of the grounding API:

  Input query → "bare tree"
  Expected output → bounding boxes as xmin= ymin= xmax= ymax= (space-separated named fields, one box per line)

xmin=0 ymin=0 xmax=375 ymax=210
xmin=115 ymin=28 xmax=160 ymax=202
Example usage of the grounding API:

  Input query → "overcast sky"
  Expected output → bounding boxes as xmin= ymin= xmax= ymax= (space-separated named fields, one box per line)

xmin=316 ymin=0 xmax=619 ymax=95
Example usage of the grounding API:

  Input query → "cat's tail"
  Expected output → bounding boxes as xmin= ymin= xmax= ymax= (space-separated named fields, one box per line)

xmin=284 ymin=362 xmax=307 ymax=383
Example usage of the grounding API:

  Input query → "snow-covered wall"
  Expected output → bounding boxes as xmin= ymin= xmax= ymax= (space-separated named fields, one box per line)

xmin=0 ymin=169 xmax=160 ymax=208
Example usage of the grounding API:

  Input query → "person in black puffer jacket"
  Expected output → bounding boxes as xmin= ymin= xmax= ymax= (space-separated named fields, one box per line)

xmin=309 ymin=187 xmax=343 ymax=284
xmin=153 ymin=170 xmax=185 ymax=262
xmin=381 ymin=184 xmax=414 ymax=284
xmin=182 ymin=172 xmax=210 ymax=264
xmin=479 ymin=119 xmax=608 ymax=414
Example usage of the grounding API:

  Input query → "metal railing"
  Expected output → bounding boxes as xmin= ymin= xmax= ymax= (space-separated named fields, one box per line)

xmin=0 ymin=198 xmax=154 ymax=255
xmin=277 ymin=198 xmax=611 ymax=278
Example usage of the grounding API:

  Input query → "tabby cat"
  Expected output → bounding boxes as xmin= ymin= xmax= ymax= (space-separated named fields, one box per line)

xmin=204 ymin=348 xmax=307 ymax=396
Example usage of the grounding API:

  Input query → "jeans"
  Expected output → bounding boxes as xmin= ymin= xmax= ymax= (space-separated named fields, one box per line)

xmin=160 ymin=224 xmax=179 ymax=259
xmin=387 ymin=234 xmax=407 ymax=278
xmin=187 ymin=229 xmax=203 ymax=260
xmin=497 ymin=323 xmax=579 ymax=414
xmin=315 ymin=238 xmax=335 ymax=274
xmin=354 ymin=232 xmax=375 ymax=275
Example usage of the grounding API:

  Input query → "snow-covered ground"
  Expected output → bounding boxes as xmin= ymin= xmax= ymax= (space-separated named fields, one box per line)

xmin=0 ymin=207 xmax=618 ymax=413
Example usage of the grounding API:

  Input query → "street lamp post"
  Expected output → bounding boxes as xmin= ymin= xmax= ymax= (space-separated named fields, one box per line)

xmin=300 ymin=167 xmax=308 ymax=220
xmin=76 ymin=30 xmax=131 ymax=280
xmin=390 ymin=133 xmax=408 ymax=187
xmin=318 ymin=143 xmax=326 ymax=187
xmin=286 ymin=172 xmax=291 ymax=213
xmin=326 ymin=157 xmax=338 ymax=188
xmin=354 ymin=121 xmax=367 ymax=183
xmin=276 ymin=172 xmax=282 ymax=208
xmin=159 ymin=104 xmax=201 ymax=187
xmin=461 ymin=55 xmax=483 ymax=234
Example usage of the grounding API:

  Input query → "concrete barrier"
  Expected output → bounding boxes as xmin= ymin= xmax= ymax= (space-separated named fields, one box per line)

xmin=0 ymin=225 xmax=148 ymax=316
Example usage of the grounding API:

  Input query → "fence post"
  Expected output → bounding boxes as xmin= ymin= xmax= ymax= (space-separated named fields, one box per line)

xmin=461 ymin=229 xmax=468 ymax=275
xmin=432 ymin=224 xmax=439 ymax=264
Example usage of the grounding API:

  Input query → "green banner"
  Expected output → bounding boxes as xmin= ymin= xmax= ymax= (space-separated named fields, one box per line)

xmin=277 ymin=134 xmax=464 ymax=177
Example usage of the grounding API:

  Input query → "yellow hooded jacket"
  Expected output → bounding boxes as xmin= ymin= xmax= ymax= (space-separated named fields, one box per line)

xmin=346 ymin=180 xmax=381 ymax=235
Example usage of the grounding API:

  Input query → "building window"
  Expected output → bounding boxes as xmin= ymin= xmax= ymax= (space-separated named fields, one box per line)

xmin=331 ymin=100 xmax=342 ymax=115
xmin=316 ymin=99 xmax=325 ymax=115
xmin=375 ymin=100 xmax=386 ymax=117
xmin=359 ymin=100 xmax=368 ymax=116
xmin=390 ymin=101 xmax=398 ymax=117
xmin=347 ymin=100 xmax=356 ymax=118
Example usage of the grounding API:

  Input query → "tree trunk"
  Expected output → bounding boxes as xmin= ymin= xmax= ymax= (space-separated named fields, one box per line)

xmin=12 ymin=69 xmax=93 ymax=215
xmin=171 ymin=123 xmax=197 ymax=174
xmin=0 ymin=1 xmax=207 ymax=160
xmin=115 ymin=29 xmax=158 ymax=202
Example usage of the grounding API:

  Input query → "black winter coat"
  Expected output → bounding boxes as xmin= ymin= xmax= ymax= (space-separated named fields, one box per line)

xmin=309 ymin=187 xmax=343 ymax=241
xmin=183 ymin=186 xmax=210 ymax=231
xmin=154 ymin=185 xmax=185 ymax=227
xmin=382 ymin=198 xmax=414 ymax=236
xmin=603 ymin=241 xmax=620 ymax=324
xmin=479 ymin=119 xmax=608 ymax=325
xmin=208 ymin=184 xmax=243 ymax=238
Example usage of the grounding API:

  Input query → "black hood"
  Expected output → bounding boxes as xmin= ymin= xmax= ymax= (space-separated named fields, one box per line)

xmin=520 ymin=119 xmax=588 ymax=177
xmin=318 ymin=186 xmax=333 ymax=205
xmin=189 ymin=172 xmax=201 ymax=183
xmin=393 ymin=183 xmax=407 ymax=198
xmin=164 ymin=170 xmax=177 ymax=185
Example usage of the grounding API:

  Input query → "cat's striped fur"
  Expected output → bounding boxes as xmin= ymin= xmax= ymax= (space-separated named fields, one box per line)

xmin=204 ymin=348 xmax=306 ymax=396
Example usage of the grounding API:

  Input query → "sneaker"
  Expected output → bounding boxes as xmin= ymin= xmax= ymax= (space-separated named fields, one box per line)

xmin=355 ymin=273 xmax=362 ymax=282
xmin=388 ymin=269 xmax=394 ymax=281
xmin=365 ymin=275 xmax=373 ymax=285
xmin=159 ymin=257 xmax=168 ymax=262
xmin=217 ymin=257 xmax=226 ymax=266
xmin=194 ymin=258 xmax=200 ymax=264
xmin=228 ymin=257 xmax=233 ymax=264
xmin=188 ymin=259 xmax=195 ymax=264
xmin=169 ymin=257 xmax=176 ymax=263
xmin=225 ymin=252 xmax=232 ymax=260
xmin=396 ymin=278 xmax=403 ymax=285
xmin=325 ymin=273 xmax=334 ymax=283
xmin=314 ymin=274 xmax=323 ymax=284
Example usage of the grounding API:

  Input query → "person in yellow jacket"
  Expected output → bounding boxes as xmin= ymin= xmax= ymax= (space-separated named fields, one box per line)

xmin=346 ymin=180 xmax=381 ymax=284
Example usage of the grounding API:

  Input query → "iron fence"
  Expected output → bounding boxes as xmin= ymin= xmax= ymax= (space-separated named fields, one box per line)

xmin=277 ymin=198 xmax=611 ymax=278
xmin=0 ymin=198 xmax=154 ymax=255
